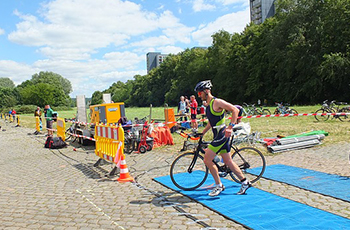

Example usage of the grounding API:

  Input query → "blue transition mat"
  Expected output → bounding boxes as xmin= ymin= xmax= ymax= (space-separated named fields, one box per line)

xmin=154 ymin=172 xmax=350 ymax=229
xmin=249 ymin=164 xmax=350 ymax=202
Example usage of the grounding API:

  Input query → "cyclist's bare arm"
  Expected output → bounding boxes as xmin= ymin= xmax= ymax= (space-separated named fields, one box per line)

xmin=213 ymin=99 xmax=239 ymax=124
xmin=202 ymin=122 xmax=211 ymax=136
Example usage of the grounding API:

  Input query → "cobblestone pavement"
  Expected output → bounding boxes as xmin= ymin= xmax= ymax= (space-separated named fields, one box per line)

xmin=0 ymin=120 xmax=350 ymax=229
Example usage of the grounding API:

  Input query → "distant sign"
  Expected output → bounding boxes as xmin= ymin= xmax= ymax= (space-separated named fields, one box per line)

xmin=103 ymin=94 xmax=112 ymax=104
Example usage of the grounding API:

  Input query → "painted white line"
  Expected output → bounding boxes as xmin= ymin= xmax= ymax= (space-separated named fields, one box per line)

xmin=76 ymin=189 xmax=125 ymax=230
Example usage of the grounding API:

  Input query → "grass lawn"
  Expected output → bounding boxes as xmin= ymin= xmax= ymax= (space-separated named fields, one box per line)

xmin=11 ymin=104 xmax=349 ymax=153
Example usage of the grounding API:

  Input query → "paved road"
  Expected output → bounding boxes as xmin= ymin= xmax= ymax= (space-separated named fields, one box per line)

xmin=1 ymin=119 xmax=350 ymax=229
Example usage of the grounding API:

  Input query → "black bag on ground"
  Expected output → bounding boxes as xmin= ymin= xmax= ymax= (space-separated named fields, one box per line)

xmin=44 ymin=136 xmax=67 ymax=149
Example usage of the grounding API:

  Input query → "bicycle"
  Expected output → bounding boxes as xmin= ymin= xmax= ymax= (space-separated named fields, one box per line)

xmin=243 ymin=103 xmax=271 ymax=116
xmin=314 ymin=100 xmax=336 ymax=122
xmin=243 ymin=103 xmax=260 ymax=115
xmin=332 ymin=101 xmax=350 ymax=122
xmin=274 ymin=102 xmax=298 ymax=115
xmin=176 ymin=130 xmax=200 ymax=151
xmin=170 ymin=127 xmax=266 ymax=191
xmin=258 ymin=105 xmax=271 ymax=115
xmin=314 ymin=100 xmax=350 ymax=122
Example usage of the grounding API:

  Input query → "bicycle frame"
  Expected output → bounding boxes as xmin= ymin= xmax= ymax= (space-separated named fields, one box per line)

xmin=186 ymin=134 xmax=250 ymax=174
xmin=187 ymin=137 xmax=206 ymax=173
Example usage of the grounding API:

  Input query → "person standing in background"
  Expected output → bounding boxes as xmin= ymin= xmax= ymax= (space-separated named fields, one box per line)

xmin=190 ymin=95 xmax=198 ymax=132
xmin=34 ymin=106 xmax=43 ymax=131
xmin=45 ymin=105 xmax=54 ymax=136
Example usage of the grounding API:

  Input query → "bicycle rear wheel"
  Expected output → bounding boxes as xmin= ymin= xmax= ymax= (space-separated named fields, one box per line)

xmin=229 ymin=147 xmax=266 ymax=184
xmin=254 ymin=108 xmax=263 ymax=115
xmin=289 ymin=109 xmax=298 ymax=114
xmin=124 ymin=139 xmax=134 ymax=154
xmin=337 ymin=107 xmax=350 ymax=122
xmin=170 ymin=152 xmax=208 ymax=190
xmin=314 ymin=109 xmax=329 ymax=122
xmin=262 ymin=109 xmax=271 ymax=115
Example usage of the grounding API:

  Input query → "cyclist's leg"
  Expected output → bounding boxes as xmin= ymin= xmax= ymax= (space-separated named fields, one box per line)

xmin=203 ymin=148 xmax=221 ymax=185
xmin=221 ymin=152 xmax=245 ymax=181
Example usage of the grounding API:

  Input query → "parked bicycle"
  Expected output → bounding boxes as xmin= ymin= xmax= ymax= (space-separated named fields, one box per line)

xmin=314 ymin=100 xmax=350 ymax=122
xmin=332 ymin=101 xmax=350 ymax=122
xmin=170 ymin=127 xmax=266 ymax=191
xmin=314 ymin=100 xmax=336 ymax=122
xmin=243 ymin=103 xmax=271 ymax=116
xmin=258 ymin=105 xmax=271 ymax=115
xmin=274 ymin=102 xmax=298 ymax=115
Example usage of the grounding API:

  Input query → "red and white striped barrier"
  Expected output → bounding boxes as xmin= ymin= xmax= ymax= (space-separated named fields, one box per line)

xmin=96 ymin=126 xmax=121 ymax=140
xmin=66 ymin=132 xmax=96 ymax=141
xmin=64 ymin=112 xmax=350 ymax=129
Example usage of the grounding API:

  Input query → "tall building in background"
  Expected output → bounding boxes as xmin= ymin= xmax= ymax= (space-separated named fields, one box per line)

xmin=146 ymin=52 xmax=169 ymax=73
xmin=250 ymin=0 xmax=276 ymax=25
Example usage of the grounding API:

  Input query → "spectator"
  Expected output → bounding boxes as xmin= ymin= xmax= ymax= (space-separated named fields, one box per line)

xmin=190 ymin=95 xmax=198 ymax=131
xmin=34 ymin=106 xmax=43 ymax=130
xmin=178 ymin=96 xmax=187 ymax=122
xmin=184 ymin=96 xmax=190 ymax=114
xmin=8 ymin=109 xmax=12 ymax=120
xmin=34 ymin=107 xmax=42 ymax=120
xmin=11 ymin=109 xmax=16 ymax=122
xmin=44 ymin=105 xmax=54 ymax=136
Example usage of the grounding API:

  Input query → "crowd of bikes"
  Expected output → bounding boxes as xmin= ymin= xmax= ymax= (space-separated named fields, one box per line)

xmin=242 ymin=102 xmax=298 ymax=116
xmin=242 ymin=100 xmax=350 ymax=122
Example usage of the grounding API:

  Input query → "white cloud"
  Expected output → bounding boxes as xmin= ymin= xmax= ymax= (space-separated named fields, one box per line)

xmin=193 ymin=0 xmax=216 ymax=12
xmin=38 ymin=47 xmax=92 ymax=60
xmin=0 ymin=60 xmax=39 ymax=85
xmin=129 ymin=35 xmax=173 ymax=48
xmin=157 ymin=4 xmax=165 ymax=10
xmin=8 ymin=0 xmax=192 ymax=60
xmin=192 ymin=7 xmax=250 ymax=46
xmin=215 ymin=0 xmax=246 ymax=5
xmin=1 ymin=0 xmax=251 ymax=97
xmin=158 ymin=46 xmax=183 ymax=55
xmin=0 ymin=50 xmax=145 ymax=97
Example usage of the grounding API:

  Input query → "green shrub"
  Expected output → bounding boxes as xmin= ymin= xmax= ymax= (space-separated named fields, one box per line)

xmin=16 ymin=105 xmax=37 ymax=114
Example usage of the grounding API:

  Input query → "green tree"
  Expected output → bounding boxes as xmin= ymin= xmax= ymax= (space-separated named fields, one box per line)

xmin=0 ymin=78 xmax=15 ymax=89
xmin=20 ymin=83 xmax=67 ymax=107
xmin=0 ymin=88 xmax=17 ymax=107
xmin=90 ymin=91 xmax=103 ymax=105
xmin=31 ymin=71 xmax=72 ymax=95
xmin=16 ymin=71 xmax=72 ymax=107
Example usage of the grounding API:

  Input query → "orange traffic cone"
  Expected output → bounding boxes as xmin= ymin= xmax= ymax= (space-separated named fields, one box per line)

xmin=117 ymin=154 xmax=134 ymax=183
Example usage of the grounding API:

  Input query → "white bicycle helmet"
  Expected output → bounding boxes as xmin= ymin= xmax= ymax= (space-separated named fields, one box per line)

xmin=194 ymin=80 xmax=212 ymax=92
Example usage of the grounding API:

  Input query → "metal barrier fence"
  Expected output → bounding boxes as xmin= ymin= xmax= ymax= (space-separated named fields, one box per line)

xmin=94 ymin=124 xmax=124 ymax=164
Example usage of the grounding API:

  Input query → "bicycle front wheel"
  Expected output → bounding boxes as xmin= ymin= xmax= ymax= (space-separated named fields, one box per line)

xmin=229 ymin=147 xmax=266 ymax=184
xmin=170 ymin=152 xmax=208 ymax=190
xmin=314 ymin=109 xmax=329 ymax=122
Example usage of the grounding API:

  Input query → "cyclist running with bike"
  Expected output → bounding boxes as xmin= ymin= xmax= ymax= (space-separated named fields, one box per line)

xmin=195 ymin=80 xmax=251 ymax=196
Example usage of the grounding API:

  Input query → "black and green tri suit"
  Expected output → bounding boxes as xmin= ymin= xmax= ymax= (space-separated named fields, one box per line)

xmin=206 ymin=98 xmax=230 ymax=154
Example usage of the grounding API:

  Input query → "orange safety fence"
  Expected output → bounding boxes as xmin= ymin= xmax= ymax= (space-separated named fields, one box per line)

xmin=150 ymin=126 xmax=174 ymax=148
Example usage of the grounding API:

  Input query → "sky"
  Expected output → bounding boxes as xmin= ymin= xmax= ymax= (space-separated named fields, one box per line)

xmin=0 ymin=0 xmax=250 ymax=98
